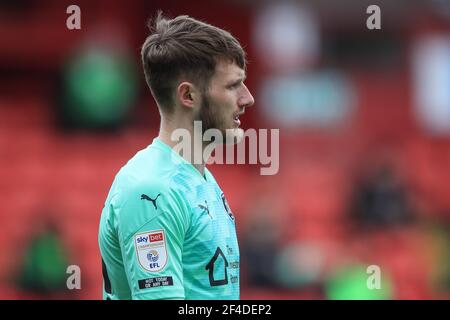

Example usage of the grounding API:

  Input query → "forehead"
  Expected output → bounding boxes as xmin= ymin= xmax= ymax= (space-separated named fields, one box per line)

xmin=212 ymin=60 xmax=245 ymax=82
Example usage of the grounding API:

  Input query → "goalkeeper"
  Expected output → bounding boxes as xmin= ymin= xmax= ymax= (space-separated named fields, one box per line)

xmin=98 ymin=12 xmax=254 ymax=300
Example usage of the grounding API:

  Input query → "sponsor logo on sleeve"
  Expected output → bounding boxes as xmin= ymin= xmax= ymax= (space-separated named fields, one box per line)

xmin=134 ymin=230 xmax=167 ymax=272
xmin=138 ymin=276 xmax=173 ymax=289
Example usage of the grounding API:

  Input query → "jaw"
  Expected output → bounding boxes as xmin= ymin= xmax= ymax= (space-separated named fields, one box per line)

xmin=224 ymin=127 xmax=244 ymax=144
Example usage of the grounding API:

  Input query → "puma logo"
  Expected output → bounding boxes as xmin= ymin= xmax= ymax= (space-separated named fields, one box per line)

xmin=141 ymin=193 xmax=161 ymax=210
xmin=198 ymin=200 xmax=212 ymax=218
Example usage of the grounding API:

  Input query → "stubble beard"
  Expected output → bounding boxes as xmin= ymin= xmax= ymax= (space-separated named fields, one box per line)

xmin=197 ymin=93 xmax=243 ymax=145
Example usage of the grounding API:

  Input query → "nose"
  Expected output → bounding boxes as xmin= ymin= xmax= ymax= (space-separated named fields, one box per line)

xmin=239 ymin=84 xmax=255 ymax=109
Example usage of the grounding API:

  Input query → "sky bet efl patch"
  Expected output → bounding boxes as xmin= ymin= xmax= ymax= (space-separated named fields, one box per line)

xmin=134 ymin=230 xmax=168 ymax=272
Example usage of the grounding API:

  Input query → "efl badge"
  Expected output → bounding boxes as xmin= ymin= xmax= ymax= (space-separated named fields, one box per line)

xmin=135 ymin=230 xmax=168 ymax=272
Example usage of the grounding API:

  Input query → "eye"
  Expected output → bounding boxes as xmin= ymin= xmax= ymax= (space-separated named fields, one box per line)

xmin=228 ymin=81 xmax=242 ymax=89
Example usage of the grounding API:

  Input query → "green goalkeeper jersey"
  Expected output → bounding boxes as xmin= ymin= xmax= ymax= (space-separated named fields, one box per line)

xmin=98 ymin=138 xmax=240 ymax=300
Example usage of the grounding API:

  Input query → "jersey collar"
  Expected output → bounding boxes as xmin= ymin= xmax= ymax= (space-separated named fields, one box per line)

xmin=151 ymin=138 xmax=209 ymax=182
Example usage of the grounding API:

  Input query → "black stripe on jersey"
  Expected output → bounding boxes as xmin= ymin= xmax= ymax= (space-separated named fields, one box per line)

xmin=102 ymin=258 xmax=112 ymax=294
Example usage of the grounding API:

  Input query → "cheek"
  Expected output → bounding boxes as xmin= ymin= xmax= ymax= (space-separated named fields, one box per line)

xmin=221 ymin=99 xmax=236 ymax=118
xmin=212 ymin=95 xmax=235 ymax=113
xmin=223 ymin=93 xmax=238 ymax=109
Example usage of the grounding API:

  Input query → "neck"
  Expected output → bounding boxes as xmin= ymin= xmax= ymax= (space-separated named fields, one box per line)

xmin=158 ymin=115 xmax=214 ymax=177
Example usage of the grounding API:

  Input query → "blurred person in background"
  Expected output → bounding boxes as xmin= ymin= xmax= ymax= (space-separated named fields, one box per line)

xmin=98 ymin=12 xmax=254 ymax=300
xmin=350 ymin=151 xmax=415 ymax=230
xmin=241 ymin=199 xmax=284 ymax=288
xmin=15 ymin=212 xmax=72 ymax=299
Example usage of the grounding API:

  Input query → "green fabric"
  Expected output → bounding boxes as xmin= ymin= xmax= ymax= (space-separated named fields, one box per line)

xmin=326 ymin=264 xmax=393 ymax=300
xmin=63 ymin=48 xmax=137 ymax=127
xmin=19 ymin=231 xmax=68 ymax=291
xmin=99 ymin=138 xmax=240 ymax=299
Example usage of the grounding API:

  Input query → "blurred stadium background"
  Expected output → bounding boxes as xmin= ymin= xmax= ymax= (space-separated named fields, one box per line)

xmin=0 ymin=0 xmax=450 ymax=300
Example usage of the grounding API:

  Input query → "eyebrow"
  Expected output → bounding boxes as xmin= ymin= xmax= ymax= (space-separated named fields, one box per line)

xmin=227 ymin=74 xmax=246 ymax=87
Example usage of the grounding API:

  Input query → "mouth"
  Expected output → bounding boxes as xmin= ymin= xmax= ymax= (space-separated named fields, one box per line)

xmin=233 ymin=112 xmax=244 ymax=127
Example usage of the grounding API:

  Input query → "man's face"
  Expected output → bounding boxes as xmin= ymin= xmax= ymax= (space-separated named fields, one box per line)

xmin=196 ymin=60 xmax=254 ymax=143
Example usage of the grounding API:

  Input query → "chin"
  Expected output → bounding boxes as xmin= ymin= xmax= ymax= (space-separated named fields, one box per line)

xmin=224 ymin=128 xmax=244 ymax=145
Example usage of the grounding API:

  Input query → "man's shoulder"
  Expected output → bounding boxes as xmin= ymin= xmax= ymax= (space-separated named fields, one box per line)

xmin=112 ymin=149 xmax=191 ymax=207
xmin=108 ymin=161 xmax=192 ymax=230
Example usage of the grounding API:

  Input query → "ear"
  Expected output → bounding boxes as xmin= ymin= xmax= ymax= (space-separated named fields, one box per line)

xmin=176 ymin=81 xmax=199 ymax=109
